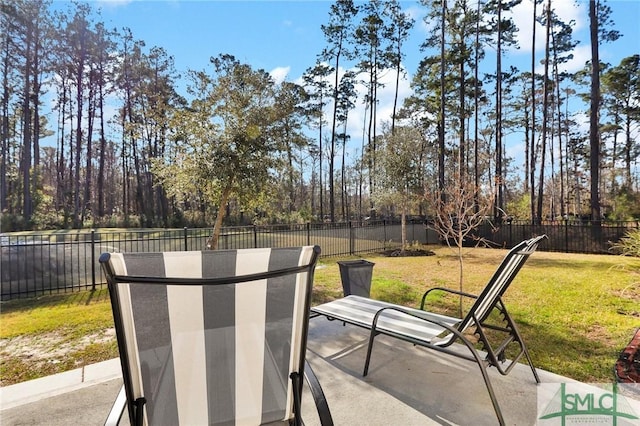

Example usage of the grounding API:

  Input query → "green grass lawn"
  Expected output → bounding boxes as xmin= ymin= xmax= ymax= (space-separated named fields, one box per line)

xmin=1 ymin=245 xmax=638 ymax=386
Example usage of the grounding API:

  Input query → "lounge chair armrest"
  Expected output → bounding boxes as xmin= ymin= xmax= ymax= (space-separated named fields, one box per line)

xmin=364 ymin=306 xmax=487 ymax=375
xmin=104 ymin=385 xmax=126 ymax=426
xmin=304 ymin=360 xmax=334 ymax=426
xmin=420 ymin=287 xmax=478 ymax=309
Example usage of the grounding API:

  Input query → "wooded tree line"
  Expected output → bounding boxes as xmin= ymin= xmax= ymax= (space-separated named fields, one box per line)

xmin=1 ymin=0 xmax=639 ymax=235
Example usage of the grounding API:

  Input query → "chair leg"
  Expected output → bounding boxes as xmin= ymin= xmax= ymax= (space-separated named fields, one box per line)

xmin=104 ymin=385 xmax=126 ymax=426
xmin=453 ymin=326 xmax=507 ymax=425
xmin=363 ymin=330 xmax=380 ymax=377
xmin=498 ymin=302 xmax=541 ymax=384
xmin=133 ymin=397 xmax=146 ymax=426
xmin=303 ymin=360 xmax=334 ymax=426
xmin=290 ymin=371 xmax=303 ymax=426
xmin=476 ymin=361 xmax=506 ymax=426
xmin=504 ymin=308 xmax=540 ymax=384
xmin=522 ymin=344 xmax=540 ymax=383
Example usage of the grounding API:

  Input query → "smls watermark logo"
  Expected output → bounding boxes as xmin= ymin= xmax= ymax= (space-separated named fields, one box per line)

xmin=538 ymin=383 xmax=640 ymax=425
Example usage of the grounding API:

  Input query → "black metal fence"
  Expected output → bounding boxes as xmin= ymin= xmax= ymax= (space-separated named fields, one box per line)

xmin=1 ymin=219 xmax=637 ymax=300
xmin=473 ymin=219 xmax=639 ymax=253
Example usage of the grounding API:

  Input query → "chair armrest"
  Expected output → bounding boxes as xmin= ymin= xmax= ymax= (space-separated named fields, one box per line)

xmin=304 ymin=360 xmax=334 ymax=426
xmin=364 ymin=306 xmax=487 ymax=375
xmin=104 ymin=385 xmax=126 ymax=426
xmin=420 ymin=287 xmax=478 ymax=310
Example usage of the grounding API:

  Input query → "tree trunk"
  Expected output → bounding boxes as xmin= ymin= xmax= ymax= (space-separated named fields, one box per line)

xmin=32 ymin=16 xmax=41 ymax=172
xmin=73 ymin=39 xmax=84 ymax=228
xmin=97 ymin=70 xmax=106 ymax=218
xmin=206 ymin=183 xmax=233 ymax=250
xmin=537 ymin=0 xmax=552 ymax=223
xmin=589 ymin=0 xmax=601 ymax=222
xmin=554 ymin=47 xmax=566 ymax=219
xmin=82 ymin=68 xmax=96 ymax=224
xmin=530 ymin=0 xmax=538 ymax=222
xmin=459 ymin=56 xmax=465 ymax=181
xmin=494 ymin=0 xmax=503 ymax=221
xmin=329 ymin=45 xmax=342 ymax=223
xmin=0 ymin=27 xmax=9 ymax=213
xmin=438 ymin=0 xmax=446 ymax=199
xmin=391 ymin=39 xmax=401 ymax=136
xmin=56 ymin=82 xmax=67 ymax=219
xmin=22 ymin=27 xmax=33 ymax=223
xmin=341 ymin=121 xmax=347 ymax=220
xmin=473 ymin=0 xmax=480 ymax=213
xmin=319 ymin=90 xmax=324 ymax=222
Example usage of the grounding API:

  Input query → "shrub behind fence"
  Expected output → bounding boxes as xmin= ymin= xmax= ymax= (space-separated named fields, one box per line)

xmin=1 ymin=220 xmax=637 ymax=300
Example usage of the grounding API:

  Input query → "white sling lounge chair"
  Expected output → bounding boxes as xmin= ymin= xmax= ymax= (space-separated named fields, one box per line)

xmin=311 ymin=235 xmax=546 ymax=426
xmin=101 ymin=246 xmax=332 ymax=426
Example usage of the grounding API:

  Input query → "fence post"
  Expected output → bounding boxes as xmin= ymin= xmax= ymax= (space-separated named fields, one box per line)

xmin=184 ymin=227 xmax=188 ymax=251
xmin=564 ymin=220 xmax=569 ymax=253
xmin=410 ymin=220 xmax=415 ymax=242
xmin=91 ymin=229 xmax=96 ymax=291
xmin=383 ymin=220 xmax=387 ymax=250
xmin=425 ymin=220 xmax=429 ymax=245
xmin=306 ymin=222 xmax=311 ymax=246
xmin=349 ymin=221 xmax=354 ymax=255
xmin=254 ymin=225 xmax=258 ymax=248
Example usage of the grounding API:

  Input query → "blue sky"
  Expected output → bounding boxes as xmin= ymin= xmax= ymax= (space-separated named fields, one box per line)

xmin=65 ymin=0 xmax=640 ymax=165
xmin=91 ymin=0 xmax=639 ymax=81
xmin=93 ymin=1 xmax=336 ymax=83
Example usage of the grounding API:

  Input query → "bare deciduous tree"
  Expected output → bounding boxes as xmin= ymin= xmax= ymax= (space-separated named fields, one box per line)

xmin=428 ymin=176 xmax=496 ymax=316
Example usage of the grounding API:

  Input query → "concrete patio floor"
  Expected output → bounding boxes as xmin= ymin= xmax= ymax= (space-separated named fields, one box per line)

xmin=2 ymin=317 xmax=638 ymax=425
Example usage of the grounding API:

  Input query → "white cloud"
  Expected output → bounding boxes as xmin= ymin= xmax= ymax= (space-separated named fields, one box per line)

xmin=557 ymin=44 xmax=591 ymax=74
xmin=270 ymin=66 xmax=290 ymax=84
xmin=508 ymin=0 xmax=587 ymax=55
xmin=405 ymin=5 xmax=429 ymax=34
xmin=96 ymin=0 xmax=133 ymax=8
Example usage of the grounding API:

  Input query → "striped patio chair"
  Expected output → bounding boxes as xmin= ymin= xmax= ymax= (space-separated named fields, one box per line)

xmin=100 ymin=246 xmax=332 ymax=426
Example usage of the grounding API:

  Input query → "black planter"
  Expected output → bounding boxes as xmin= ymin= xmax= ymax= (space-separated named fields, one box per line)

xmin=337 ymin=259 xmax=375 ymax=297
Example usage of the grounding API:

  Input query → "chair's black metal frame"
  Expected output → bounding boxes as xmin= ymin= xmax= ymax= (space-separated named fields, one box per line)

xmin=101 ymin=246 xmax=333 ymax=426
xmin=311 ymin=235 xmax=546 ymax=426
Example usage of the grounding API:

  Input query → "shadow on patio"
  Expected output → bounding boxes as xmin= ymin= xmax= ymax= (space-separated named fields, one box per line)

xmin=306 ymin=318 xmax=559 ymax=425
xmin=2 ymin=317 xmax=639 ymax=426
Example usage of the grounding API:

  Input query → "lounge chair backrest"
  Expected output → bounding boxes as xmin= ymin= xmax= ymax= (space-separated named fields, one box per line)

xmin=457 ymin=235 xmax=545 ymax=333
xmin=101 ymin=246 xmax=320 ymax=426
